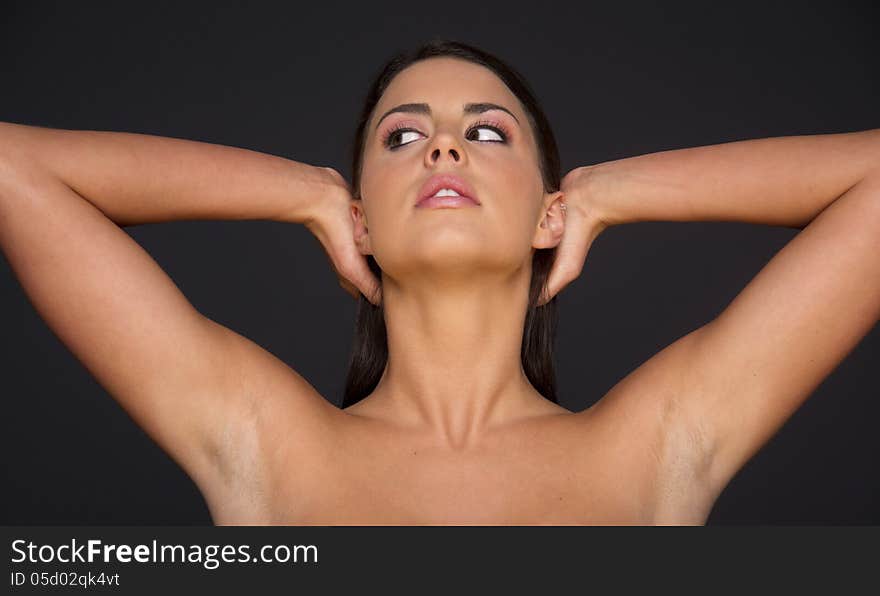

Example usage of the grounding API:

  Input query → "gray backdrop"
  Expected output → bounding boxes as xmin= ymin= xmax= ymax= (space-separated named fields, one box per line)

xmin=1 ymin=1 xmax=877 ymax=524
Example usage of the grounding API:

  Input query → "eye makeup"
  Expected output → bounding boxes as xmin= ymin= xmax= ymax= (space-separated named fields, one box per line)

xmin=380 ymin=118 xmax=513 ymax=150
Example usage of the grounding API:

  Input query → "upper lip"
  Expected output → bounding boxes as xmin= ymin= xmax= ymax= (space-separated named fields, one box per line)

xmin=416 ymin=173 xmax=480 ymax=205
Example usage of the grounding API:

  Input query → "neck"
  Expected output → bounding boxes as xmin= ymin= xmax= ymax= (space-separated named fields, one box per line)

xmin=366 ymin=268 xmax=549 ymax=448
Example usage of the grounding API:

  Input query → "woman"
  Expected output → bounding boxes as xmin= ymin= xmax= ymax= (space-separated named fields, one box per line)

xmin=1 ymin=39 xmax=878 ymax=525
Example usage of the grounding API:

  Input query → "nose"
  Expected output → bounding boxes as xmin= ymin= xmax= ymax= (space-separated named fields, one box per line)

xmin=424 ymin=131 xmax=465 ymax=166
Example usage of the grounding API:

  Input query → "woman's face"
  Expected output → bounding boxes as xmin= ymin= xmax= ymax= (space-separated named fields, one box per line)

xmin=355 ymin=57 xmax=560 ymax=285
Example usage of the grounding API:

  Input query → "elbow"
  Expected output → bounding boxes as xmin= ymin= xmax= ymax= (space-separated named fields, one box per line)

xmin=0 ymin=150 xmax=56 ymax=221
xmin=0 ymin=122 xmax=51 ymax=176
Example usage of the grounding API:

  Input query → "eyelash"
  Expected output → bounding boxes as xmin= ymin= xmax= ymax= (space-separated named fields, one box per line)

xmin=381 ymin=119 xmax=511 ymax=150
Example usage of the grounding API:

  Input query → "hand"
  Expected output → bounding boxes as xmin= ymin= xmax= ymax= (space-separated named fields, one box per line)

xmin=303 ymin=167 xmax=382 ymax=306
xmin=538 ymin=165 xmax=610 ymax=306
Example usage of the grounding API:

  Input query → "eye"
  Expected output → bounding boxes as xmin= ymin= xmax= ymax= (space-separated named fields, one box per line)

xmin=466 ymin=120 xmax=509 ymax=143
xmin=382 ymin=124 xmax=424 ymax=149
xmin=381 ymin=120 xmax=511 ymax=150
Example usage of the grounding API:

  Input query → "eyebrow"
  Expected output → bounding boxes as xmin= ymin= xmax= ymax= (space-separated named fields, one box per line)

xmin=374 ymin=102 xmax=520 ymax=131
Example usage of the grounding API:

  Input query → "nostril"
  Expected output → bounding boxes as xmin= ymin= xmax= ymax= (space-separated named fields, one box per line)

xmin=430 ymin=148 xmax=460 ymax=161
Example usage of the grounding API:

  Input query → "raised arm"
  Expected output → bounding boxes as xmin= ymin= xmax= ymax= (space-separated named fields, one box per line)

xmin=578 ymin=128 xmax=880 ymax=505
xmin=588 ymin=128 xmax=880 ymax=229
xmin=0 ymin=121 xmax=331 ymax=225
xmin=0 ymin=122 xmax=343 ymax=506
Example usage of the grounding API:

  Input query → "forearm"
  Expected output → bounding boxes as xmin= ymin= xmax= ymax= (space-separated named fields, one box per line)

xmin=589 ymin=128 xmax=880 ymax=229
xmin=0 ymin=121 xmax=328 ymax=226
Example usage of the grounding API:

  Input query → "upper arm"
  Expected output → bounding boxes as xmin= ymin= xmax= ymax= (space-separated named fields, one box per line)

xmin=674 ymin=170 xmax=880 ymax=494
xmin=592 ymin=169 xmax=880 ymax=513
xmin=0 ymin=156 xmax=334 ymax=494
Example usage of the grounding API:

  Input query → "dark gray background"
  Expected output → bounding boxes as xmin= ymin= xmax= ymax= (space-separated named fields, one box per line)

xmin=1 ymin=1 xmax=877 ymax=524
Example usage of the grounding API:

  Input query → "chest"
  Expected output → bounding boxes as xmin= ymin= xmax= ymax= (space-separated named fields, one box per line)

xmin=223 ymin=420 xmax=687 ymax=525
xmin=281 ymin=457 xmax=654 ymax=525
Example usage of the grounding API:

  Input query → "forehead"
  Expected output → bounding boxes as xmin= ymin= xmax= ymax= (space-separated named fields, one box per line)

xmin=372 ymin=57 xmax=525 ymax=125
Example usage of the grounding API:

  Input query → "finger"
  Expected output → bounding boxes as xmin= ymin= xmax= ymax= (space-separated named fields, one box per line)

xmin=338 ymin=276 xmax=359 ymax=301
xmin=358 ymin=271 xmax=382 ymax=306
xmin=338 ymin=248 xmax=382 ymax=306
xmin=351 ymin=275 xmax=380 ymax=306
xmin=539 ymin=216 xmax=592 ymax=306
xmin=338 ymin=267 xmax=370 ymax=303
xmin=349 ymin=261 xmax=381 ymax=306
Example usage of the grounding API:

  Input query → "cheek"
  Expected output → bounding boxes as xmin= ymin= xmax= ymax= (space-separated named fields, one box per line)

xmin=480 ymin=143 xmax=540 ymax=189
xmin=359 ymin=158 xmax=380 ymax=201
xmin=483 ymin=159 xmax=543 ymax=225
xmin=360 ymin=156 xmax=408 ymax=205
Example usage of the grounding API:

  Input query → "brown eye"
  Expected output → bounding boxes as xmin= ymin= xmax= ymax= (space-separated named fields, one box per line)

xmin=466 ymin=120 xmax=510 ymax=143
xmin=383 ymin=126 xmax=424 ymax=150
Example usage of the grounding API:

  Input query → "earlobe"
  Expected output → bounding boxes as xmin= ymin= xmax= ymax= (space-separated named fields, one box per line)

xmin=533 ymin=192 xmax=565 ymax=249
xmin=351 ymin=203 xmax=373 ymax=255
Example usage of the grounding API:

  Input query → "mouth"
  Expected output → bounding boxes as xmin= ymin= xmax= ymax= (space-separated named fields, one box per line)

xmin=416 ymin=194 xmax=480 ymax=208
xmin=416 ymin=173 xmax=481 ymax=208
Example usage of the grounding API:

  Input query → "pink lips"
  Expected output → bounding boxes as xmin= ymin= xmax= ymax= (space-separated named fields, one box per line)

xmin=416 ymin=173 xmax=480 ymax=208
xmin=416 ymin=195 xmax=480 ymax=208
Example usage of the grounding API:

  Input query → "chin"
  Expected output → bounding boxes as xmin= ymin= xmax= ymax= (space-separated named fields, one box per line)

xmin=378 ymin=241 xmax=523 ymax=281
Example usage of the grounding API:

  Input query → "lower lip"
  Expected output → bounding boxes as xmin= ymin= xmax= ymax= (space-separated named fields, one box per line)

xmin=416 ymin=195 xmax=480 ymax=208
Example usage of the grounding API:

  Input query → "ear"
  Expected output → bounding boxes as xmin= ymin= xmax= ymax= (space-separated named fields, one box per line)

xmin=351 ymin=200 xmax=373 ymax=255
xmin=532 ymin=191 xmax=565 ymax=249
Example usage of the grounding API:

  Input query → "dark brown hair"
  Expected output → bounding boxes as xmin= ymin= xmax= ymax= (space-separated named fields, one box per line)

xmin=341 ymin=38 xmax=561 ymax=408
